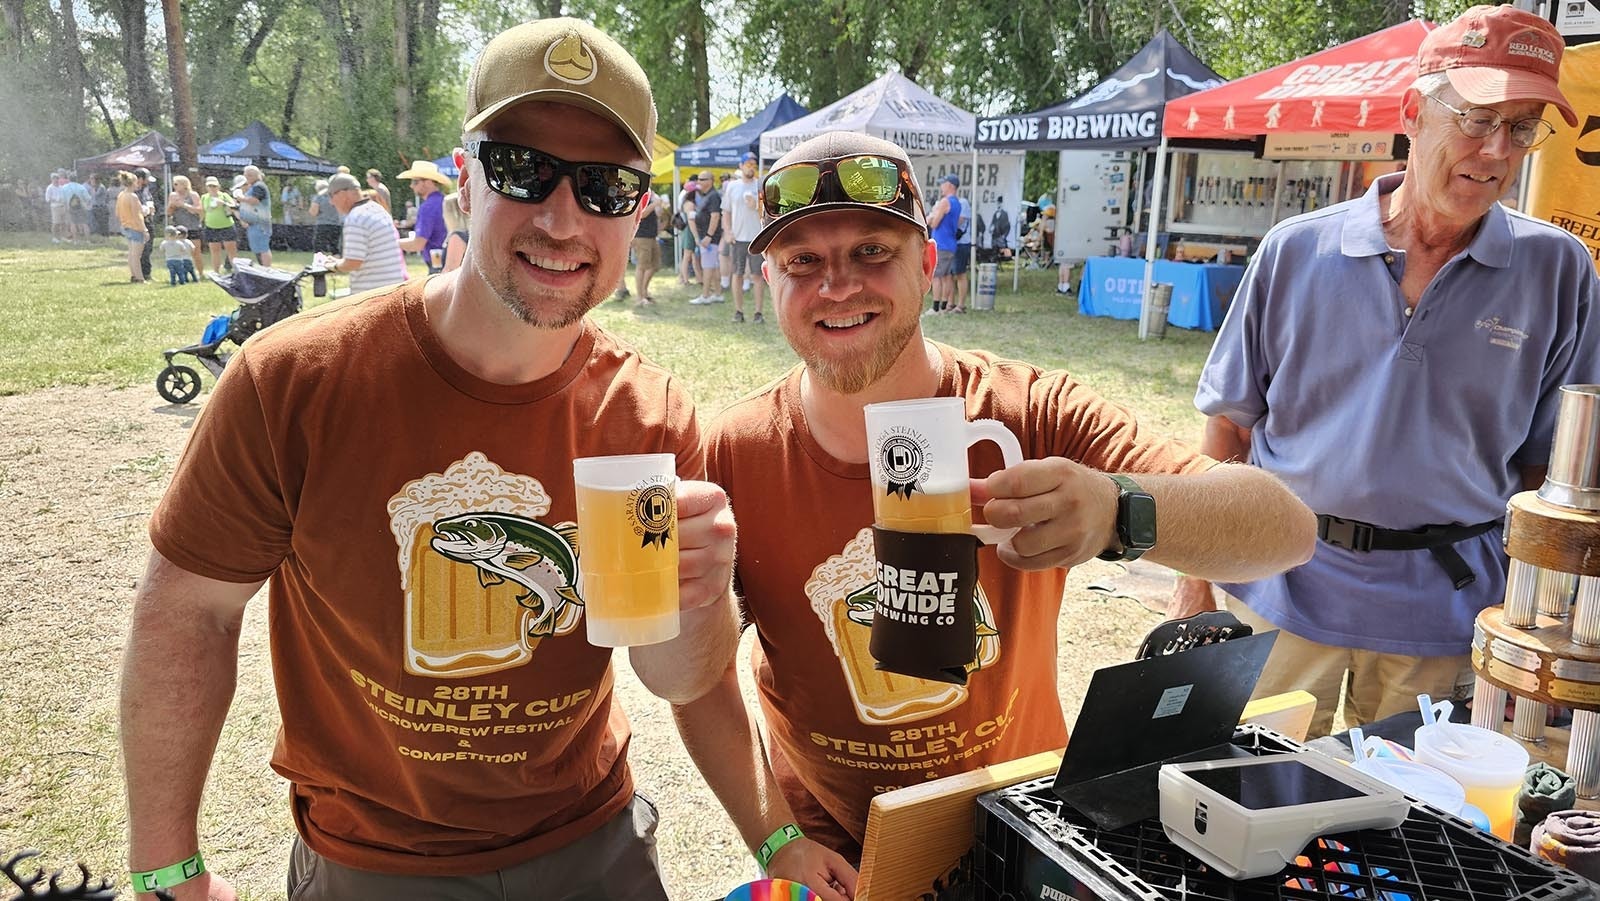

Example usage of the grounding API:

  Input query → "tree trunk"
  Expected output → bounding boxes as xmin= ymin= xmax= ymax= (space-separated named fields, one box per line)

xmin=54 ymin=0 xmax=87 ymax=142
xmin=534 ymin=0 xmax=563 ymax=16
xmin=239 ymin=17 xmax=274 ymax=69
xmin=91 ymin=83 xmax=121 ymax=145
xmin=111 ymin=0 xmax=160 ymax=125
xmin=2 ymin=0 xmax=29 ymax=56
xmin=282 ymin=55 xmax=305 ymax=139
xmin=685 ymin=7 xmax=710 ymax=136
xmin=160 ymin=0 xmax=198 ymax=175
xmin=393 ymin=0 xmax=411 ymax=144
xmin=317 ymin=0 xmax=361 ymax=89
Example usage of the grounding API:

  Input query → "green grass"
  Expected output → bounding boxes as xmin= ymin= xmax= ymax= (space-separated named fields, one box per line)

xmin=0 ymin=233 xmax=1215 ymax=438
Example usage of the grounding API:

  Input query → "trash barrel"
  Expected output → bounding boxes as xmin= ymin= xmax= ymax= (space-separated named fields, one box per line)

xmin=976 ymin=262 xmax=998 ymax=310
xmin=1146 ymin=283 xmax=1173 ymax=339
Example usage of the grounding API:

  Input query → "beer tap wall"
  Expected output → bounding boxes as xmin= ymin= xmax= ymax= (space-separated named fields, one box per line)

xmin=1172 ymin=155 xmax=1361 ymax=236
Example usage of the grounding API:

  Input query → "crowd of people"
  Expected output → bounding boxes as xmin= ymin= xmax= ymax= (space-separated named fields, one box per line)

xmin=9 ymin=156 xmax=469 ymax=294
xmin=3 ymin=8 xmax=1588 ymax=901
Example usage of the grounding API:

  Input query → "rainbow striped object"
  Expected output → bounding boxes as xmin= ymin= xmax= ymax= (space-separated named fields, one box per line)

xmin=723 ymin=878 xmax=822 ymax=901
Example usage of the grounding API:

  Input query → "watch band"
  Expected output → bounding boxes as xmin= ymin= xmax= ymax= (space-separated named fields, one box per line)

xmin=1097 ymin=474 xmax=1154 ymax=562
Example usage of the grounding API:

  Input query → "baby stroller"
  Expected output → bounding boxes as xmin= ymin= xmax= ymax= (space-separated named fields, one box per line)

xmin=155 ymin=261 xmax=310 ymax=404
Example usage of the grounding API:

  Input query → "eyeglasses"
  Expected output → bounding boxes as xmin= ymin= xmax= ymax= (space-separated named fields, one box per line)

xmin=1424 ymin=94 xmax=1555 ymax=149
xmin=761 ymin=154 xmax=920 ymax=221
xmin=464 ymin=139 xmax=650 ymax=217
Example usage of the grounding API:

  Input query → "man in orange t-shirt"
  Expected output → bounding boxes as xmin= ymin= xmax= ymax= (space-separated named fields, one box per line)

xmin=671 ymin=131 xmax=1318 ymax=899
xmin=120 ymin=19 xmax=739 ymax=901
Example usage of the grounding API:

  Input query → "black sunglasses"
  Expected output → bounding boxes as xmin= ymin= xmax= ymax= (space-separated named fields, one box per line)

xmin=464 ymin=139 xmax=651 ymax=217
xmin=761 ymin=154 xmax=920 ymax=221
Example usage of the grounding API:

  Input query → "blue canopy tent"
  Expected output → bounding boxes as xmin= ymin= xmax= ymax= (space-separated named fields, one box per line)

xmin=674 ymin=93 xmax=809 ymax=169
xmin=433 ymin=156 xmax=460 ymax=178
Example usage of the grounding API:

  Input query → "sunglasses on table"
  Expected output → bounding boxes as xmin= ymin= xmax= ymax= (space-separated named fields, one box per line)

xmin=464 ymin=139 xmax=651 ymax=217
xmin=761 ymin=154 xmax=921 ymax=221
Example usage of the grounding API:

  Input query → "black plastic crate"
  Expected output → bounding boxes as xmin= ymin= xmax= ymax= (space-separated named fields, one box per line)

xmin=973 ymin=724 xmax=1594 ymax=901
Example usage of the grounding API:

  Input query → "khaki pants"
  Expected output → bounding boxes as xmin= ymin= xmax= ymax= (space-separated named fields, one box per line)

xmin=287 ymin=794 xmax=668 ymax=901
xmin=1226 ymin=597 xmax=1474 ymax=738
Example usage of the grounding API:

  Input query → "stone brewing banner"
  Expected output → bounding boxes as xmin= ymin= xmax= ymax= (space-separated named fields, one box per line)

xmin=1527 ymin=42 xmax=1600 ymax=274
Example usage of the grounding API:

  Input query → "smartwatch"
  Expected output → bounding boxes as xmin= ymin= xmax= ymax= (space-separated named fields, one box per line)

xmin=1097 ymin=474 xmax=1157 ymax=562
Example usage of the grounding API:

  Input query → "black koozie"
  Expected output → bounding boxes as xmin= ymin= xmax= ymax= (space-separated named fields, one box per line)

xmin=869 ymin=527 xmax=980 ymax=684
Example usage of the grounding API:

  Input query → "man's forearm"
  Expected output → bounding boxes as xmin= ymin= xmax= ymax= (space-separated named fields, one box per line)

xmin=630 ymin=588 xmax=739 ymax=704
xmin=120 ymin=577 xmax=249 ymax=873
xmin=1140 ymin=463 xmax=1315 ymax=582
xmin=671 ymin=663 xmax=797 ymax=854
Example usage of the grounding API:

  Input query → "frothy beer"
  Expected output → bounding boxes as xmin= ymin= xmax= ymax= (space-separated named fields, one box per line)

xmin=574 ymin=484 xmax=679 ymax=631
xmin=873 ymin=481 xmax=972 ymax=534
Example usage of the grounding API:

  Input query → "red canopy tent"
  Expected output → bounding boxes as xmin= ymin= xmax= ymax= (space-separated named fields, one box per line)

xmin=1162 ymin=20 xmax=1436 ymax=138
xmin=1130 ymin=20 xmax=1436 ymax=338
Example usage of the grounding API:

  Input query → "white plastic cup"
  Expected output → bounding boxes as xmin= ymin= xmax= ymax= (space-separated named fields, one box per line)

xmin=1413 ymin=720 xmax=1529 ymax=840
xmin=572 ymin=453 xmax=680 ymax=648
xmin=863 ymin=397 xmax=1023 ymax=544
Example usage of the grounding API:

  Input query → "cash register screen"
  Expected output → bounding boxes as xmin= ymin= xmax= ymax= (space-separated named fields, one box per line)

xmin=1185 ymin=759 xmax=1371 ymax=810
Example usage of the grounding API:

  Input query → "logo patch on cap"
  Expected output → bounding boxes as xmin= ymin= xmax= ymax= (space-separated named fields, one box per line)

xmin=1461 ymin=30 xmax=1487 ymax=48
xmin=545 ymin=33 xmax=597 ymax=85
xmin=1507 ymin=30 xmax=1556 ymax=66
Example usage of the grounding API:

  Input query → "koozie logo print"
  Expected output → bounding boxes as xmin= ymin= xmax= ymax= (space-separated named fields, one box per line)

xmin=389 ymin=452 xmax=584 ymax=678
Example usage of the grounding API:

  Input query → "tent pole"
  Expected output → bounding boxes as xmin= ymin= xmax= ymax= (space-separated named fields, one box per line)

xmin=970 ymin=143 xmax=978 ymax=308
xmin=1140 ymin=136 xmax=1169 ymax=341
xmin=1270 ymin=160 xmax=1285 ymax=232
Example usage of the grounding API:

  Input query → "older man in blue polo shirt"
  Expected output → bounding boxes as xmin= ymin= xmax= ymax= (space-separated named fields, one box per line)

xmin=1175 ymin=5 xmax=1600 ymax=737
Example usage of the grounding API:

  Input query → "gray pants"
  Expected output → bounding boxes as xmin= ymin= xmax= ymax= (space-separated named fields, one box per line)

xmin=287 ymin=794 xmax=668 ymax=901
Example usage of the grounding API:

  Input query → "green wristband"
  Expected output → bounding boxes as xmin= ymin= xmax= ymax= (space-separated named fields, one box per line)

xmin=131 ymin=851 xmax=206 ymax=893
xmin=756 ymin=823 xmax=804 ymax=869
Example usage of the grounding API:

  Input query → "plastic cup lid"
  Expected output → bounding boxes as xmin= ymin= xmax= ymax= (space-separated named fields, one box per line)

xmin=1357 ymin=758 xmax=1466 ymax=812
xmin=1415 ymin=722 xmax=1530 ymax=774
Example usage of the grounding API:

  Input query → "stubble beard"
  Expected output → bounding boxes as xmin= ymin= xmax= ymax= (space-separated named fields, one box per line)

xmin=475 ymin=239 xmax=605 ymax=329
xmin=791 ymin=301 xmax=920 ymax=396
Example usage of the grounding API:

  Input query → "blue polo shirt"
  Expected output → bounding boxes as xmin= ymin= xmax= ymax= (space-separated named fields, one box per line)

xmin=1197 ymin=172 xmax=1599 ymax=656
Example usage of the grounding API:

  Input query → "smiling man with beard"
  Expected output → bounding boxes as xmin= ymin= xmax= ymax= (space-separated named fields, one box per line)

xmin=669 ymin=131 xmax=1317 ymax=897
xmin=121 ymin=19 xmax=739 ymax=901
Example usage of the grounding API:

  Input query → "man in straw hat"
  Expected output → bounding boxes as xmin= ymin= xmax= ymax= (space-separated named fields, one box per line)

xmin=671 ymin=130 xmax=1317 ymax=892
xmin=122 ymin=19 xmax=738 ymax=899
xmin=1178 ymin=5 xmax=1600 ymax=738
xmin=397 ymin=157 xmax=453 ymax=272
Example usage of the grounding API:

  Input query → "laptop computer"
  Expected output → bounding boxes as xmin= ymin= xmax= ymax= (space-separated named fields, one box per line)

xmin=1051 ymin=629 xmax=1278 ymax=830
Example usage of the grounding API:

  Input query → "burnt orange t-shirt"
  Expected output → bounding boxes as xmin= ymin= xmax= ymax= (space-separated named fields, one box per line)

xmin=705 ymin=343 xmax=1213 ymax=849
xmin=149 ymin=280 xmax=703 ymax=874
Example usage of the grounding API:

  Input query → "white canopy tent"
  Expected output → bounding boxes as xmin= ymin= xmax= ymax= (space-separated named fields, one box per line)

xmin=761 ymin=72 xmax=1024 ymax=306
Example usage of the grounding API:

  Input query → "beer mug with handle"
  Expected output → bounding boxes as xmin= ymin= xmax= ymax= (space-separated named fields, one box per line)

xmin=572 ymin=453 xmax=681 ymax=647
xmin=864 ymin=397 xmax=1023 ymax=543
xmin=863 ymin=397 xmax=1023 ymax=684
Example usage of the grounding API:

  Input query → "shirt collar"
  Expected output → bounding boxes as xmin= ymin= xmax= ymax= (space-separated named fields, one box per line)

xmin=1342 ymin=171 xmax=1514 ymax=268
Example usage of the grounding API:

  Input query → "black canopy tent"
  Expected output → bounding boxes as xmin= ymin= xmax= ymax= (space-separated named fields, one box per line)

xmin=74 ymin=131 xmax=182 ymax=173
xmin=197 ymin=121 xmax=338 ymax=177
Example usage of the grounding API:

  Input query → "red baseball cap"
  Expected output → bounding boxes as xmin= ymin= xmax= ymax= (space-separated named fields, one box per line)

xmin=1417 ymin=5 xmax=1576 ymax=127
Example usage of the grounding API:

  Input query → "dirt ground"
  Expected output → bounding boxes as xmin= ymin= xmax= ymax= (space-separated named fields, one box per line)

xmin=0 ymin=385 xmax=1172 ymax=899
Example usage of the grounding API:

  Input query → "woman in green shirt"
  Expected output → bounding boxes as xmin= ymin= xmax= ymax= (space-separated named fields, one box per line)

xmin=200 ymin=176 xmax=238 ymax=272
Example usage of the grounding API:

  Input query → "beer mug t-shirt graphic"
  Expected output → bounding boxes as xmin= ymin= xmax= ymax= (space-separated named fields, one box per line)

xmin=388 ymin=452 xmax=585 ymax=678
xmin=806 ymin=530 xmax=1000 ymax=725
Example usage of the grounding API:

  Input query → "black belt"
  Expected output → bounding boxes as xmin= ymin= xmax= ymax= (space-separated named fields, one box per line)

xmin=1315 ymin=514 xmax=1500 ymax=591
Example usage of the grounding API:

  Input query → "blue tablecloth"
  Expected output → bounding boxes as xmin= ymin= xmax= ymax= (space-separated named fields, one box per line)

xmin=1077 ymin=257 xmax=1246 ymax=331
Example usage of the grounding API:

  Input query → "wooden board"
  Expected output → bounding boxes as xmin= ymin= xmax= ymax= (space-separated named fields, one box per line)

xmin=855 ymin=691 xmax=1316 ymax=898
xmin=1240 ymin=689 xmax=1317 ymax=742
xmin=857 ymin=750 xmax=1063 ymax=901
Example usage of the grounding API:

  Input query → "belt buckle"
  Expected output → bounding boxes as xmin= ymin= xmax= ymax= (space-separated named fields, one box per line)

xmin=1318 ymin=515 xmax=1374 ymax=552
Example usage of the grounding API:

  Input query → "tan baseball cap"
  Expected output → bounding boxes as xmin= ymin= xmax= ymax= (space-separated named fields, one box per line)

xmin=462 ymin=18 xmax=656 ymax=160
